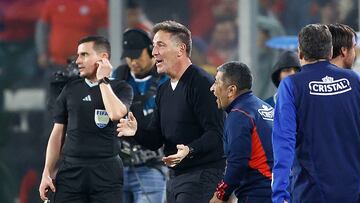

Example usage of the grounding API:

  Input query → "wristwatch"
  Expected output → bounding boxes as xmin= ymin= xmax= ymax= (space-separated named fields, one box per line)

xmin=98 ymin=77 xmax=110 ymax=85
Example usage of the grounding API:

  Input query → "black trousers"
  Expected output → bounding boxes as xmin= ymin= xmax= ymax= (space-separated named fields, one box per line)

xmin=53 ymin=156 xmax=123 ymax=203
xmin=166 ymin=168 xmax=223 ymax=203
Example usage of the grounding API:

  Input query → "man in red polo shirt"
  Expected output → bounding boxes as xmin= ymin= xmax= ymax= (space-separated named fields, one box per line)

xmin=36 ymin=0 xmax=108 ymax=69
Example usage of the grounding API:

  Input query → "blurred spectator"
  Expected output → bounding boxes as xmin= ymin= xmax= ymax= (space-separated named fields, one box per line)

xmin=189 ymin=0 xmax=218 ymax=38
xmin=337 ymin=0 xmax=354 ymax=23
xmin=342 ymin=0 xmax=358 ymax=31
xmin=136 ymin=0 xmax=190 ymax=26
xmin=189 ymin=0 xmax=238 ymax=39
xmin=317 ymin=0 xmax=339 ymax=25
xmin=280 ymin=0 xmax=320 ymax=35
xmin=35 ymin=0 xmax=108 ymax=70
xmin=259 ymin=0 xmax=277 ymax=18
xmin=0 ymin=0 xmax=43 ymax=88
xmin=125 ymin=0 xmax=153 ymax=34
xmin=271 ymin=0 xmax=286 ymax=19
xmin=35 ymin=0 xmax=108 ymax=140
xmin=191 ymin=37 xmax=217 ymax=75
xmin=255 ymin=16 xmax=285 ymax=99
xmin=206 ymin=19 xmax=238 ymax=67
xmin=212 ymin=0 xmax=238 ymax=21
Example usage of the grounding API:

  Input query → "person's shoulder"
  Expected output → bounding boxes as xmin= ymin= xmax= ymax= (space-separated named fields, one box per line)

xmin=112 ymin=64 xmax=130 ymax=80
xmin=264 ymin=96 xmax=275 ymax=107
xmin=227 ymin=106 xmax=253 ymax=124
xmin=341 ymin=68 xmax=360 ymax=78
xmin=191 ymin=64 xmax=213 ymax=76
xmin=60 ymin=77 xmax=83 ymax=93
xmin=157 ymin=78 xmax=170 ymax=91
xmin=188 ymin=64 xmax=214 ymax=84
xmin=329 ymin=65 xmax=360 ymax=81
xmin=110 ymin=78 xmax=130 ymax=86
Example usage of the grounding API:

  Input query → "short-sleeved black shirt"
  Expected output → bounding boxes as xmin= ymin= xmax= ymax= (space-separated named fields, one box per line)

xmin=53 ymin=78 xmax=133 ymax=158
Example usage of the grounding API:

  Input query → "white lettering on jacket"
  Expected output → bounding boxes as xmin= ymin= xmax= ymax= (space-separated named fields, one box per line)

xmin=308 ymin=76 xmax=351 ymax=96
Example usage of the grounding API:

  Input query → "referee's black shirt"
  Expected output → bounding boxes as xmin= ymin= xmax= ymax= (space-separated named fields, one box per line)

xmin=53 ymin=78 xmax=133 ymax=158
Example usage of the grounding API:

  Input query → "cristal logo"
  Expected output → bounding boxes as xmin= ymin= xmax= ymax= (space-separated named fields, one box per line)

xmin=258 ymin=105 xmax=274 ymax=121
xmin=308 ymin=76 xmax=352 ymax=96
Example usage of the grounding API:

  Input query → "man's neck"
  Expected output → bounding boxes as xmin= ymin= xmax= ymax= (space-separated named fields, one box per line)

xmin=330 ymin=57 xmax=345 ymax=68
xmin=301 ymin=59 xmax=327 ymax=66
xmin=132 ymin=61 xmax=156 ymax=79
xmin=170 ymin=58 xmax=192 ymax=82
xmin=87 ymin=75 xmax=98 ymax=83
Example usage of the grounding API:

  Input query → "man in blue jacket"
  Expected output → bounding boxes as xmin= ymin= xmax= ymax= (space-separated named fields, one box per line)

xmin=272 ymin=24 xmax=360 ymax=203
xmin=209 ymin=61 xmax=274 ymax=203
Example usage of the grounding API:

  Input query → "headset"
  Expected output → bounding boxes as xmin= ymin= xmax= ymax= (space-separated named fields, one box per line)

xmin=123 ymin=28 xmax=153 ymax=57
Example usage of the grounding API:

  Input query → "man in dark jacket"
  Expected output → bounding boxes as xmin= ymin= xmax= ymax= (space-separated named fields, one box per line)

xmin=209 ymin=61 xmax=274 ymax=203
xmin=117 ymin=20 xmax=225 ymax=203
xmin=265 ymin=51 xmax=300 ymax=107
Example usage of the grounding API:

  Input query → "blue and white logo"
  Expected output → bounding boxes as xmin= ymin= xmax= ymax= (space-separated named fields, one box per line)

xmin=258 ymin=105 xmax=274 ymax=121
xmin=94 ymin=109 xmax=109 ymax=128
xmin=309 ymin=76 xmax=352 ymax=96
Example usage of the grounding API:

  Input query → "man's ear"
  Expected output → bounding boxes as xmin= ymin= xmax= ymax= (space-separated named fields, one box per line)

xmin=298 ymin=47 xmax=304 ymax=60
xmin=100 ymin=52 xmax=109 ymax=59
xmin=178 ymin=43 xmax=186 ymax=57
xmin=228 ymin=85 xmax=237 ymax=97
xmin=340 ymin=47 xmax=347 ymax=57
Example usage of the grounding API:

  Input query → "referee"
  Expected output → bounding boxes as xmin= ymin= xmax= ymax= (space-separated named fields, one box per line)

xmin=39 ymin=35 xmax=133 ymax=202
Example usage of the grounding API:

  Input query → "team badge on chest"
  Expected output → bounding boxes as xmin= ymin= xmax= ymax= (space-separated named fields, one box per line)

xmin=94 ymin=109 xmax=109 ymax=128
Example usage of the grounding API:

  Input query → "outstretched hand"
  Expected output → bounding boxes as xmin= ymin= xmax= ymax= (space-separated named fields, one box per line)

xmin=162 ymin=144 xmax=190 ymax=167
xmin=117 ymin=112 xmax=138 ymax=137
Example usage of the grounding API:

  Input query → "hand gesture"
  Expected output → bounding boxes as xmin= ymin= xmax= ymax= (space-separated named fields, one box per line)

xmin=96 ymin=58 xmax=112 ymax=80
xmin=39 ymin=174 xmax=55 ymax=201
xmin=209 ymin=192 xmax=226 ymax=203
xmin=117 ymin=112 xmax=138 ymax=137
xmin=162 ymin=144 xmax=190 ymax=167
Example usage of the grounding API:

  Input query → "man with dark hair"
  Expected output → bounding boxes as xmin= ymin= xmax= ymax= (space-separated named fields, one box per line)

xmin=39 ymin=35 xmax=133 ymax=202
xmin=328 ymin=23 xmax=357 ymax=69
xmin=113 ymin=29 xmax=168 ymax=203
xmin=209 ymin=61 xmax=274 ymax=203
xmin=117 ymin=20 xmax=225 ymax=203
xmin=272 ymin=24 xmax=360 ymax=203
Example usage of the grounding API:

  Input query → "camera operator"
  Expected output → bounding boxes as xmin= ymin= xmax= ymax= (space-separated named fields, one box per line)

xmin=112 ymin=29 xmax=168 ymax=203
xmin=43 ymin=56 xmax=81 ymax=137
xmin=48 ymin=56 xmax=80 ymax=112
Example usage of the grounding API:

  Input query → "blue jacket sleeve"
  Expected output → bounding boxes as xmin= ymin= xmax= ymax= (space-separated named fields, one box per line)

xmin=216 ymin=112 xmax=252 ymax=201
xmin=272 ymin=77 xmax=297 ymax=203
